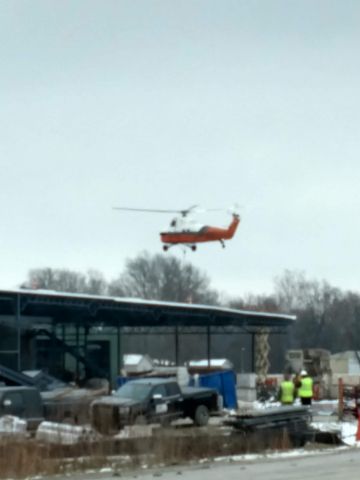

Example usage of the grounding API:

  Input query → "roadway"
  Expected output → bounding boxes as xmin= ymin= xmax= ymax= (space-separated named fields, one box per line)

xmin=58 ymin=447 xmax=360 ymax=480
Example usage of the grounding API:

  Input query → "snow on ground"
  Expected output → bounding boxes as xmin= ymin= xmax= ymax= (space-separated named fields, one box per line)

xmin=315 ymin=399 xmax=339 ymax=405
xmin=238 ymin=398 xmax=360 ymax=448
xmin=240 ymin=398 xmax=337 ymax=412
xmin=312 ymin=420 xmax=360 ymax=446
xmin=0 ymin=415 xmax=27 ymax=434
xmin=212 ymin=446 xmax=351 ymax=464
xmin=210 ymin=417 xmax=360 ymax=465
xmin=339 ymin=422 xmax=359 ymax=446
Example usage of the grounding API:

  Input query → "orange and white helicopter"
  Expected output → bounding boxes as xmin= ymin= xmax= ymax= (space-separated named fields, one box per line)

xmin=113 ymin=205 xmax=241 ymax=251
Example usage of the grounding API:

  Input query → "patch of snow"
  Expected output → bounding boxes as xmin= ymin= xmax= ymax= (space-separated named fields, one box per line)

xmin=114 ymin=424 xmax=158 ymax=439
xmin=341 ymin=422 xmax=359 ymax=446
xmin=311 ymin=419 xmax=360 ymax=447
xmin=314 ymin=399 xmax=338 ymax=405
xmin=35 ymin=421 xmax=96 ymax=445
xmin=0 ymin=415 xmax=27 ymax=434
xmin=213 ymin=446 xmax=350 ymax=464
xmin=188 ymin=359 xmax=232 ymax=368
xmin=123 ymin=354 xmax=144 ymax=366
xmin=253 ymin=400 xmax=281 ymax=409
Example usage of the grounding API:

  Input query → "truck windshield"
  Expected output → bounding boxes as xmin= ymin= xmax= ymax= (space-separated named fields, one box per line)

xmin=115 ymin=382 xmax=152 ymax=401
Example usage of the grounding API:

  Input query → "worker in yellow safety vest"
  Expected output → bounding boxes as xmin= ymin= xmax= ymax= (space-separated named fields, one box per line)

xmin=298 ymin=369 xmax=313 ymax=405
xmin=278 ymin=373 xmax=296 ymax=405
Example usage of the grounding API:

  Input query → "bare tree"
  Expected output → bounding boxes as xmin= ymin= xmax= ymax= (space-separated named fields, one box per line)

xmin=83 ymin=269 xmax=107 ymax=295
xmin=274 ymin=270 xmax=310 ymax=311
xmin=274 ymin=270 xmax=342 ymax=349
xmin=229 ymin=270 xmax=356 ymax=362
xmin=22 ymin=268 xmax=107 ymax=295
xmin=229 ymin=293 xmax=279 ymax=313
xmin=109 ymin=251 xmax=219 ymax=304
xmin=328 ymin=292 xmax=360 ymax=351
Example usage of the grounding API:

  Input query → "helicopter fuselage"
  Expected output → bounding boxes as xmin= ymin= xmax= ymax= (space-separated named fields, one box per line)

xmin=160 ymin=214 xmax=240 ymax=247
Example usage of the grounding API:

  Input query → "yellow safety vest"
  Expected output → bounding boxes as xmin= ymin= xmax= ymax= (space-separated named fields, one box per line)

xmin=298 ymin=377 xmax=313 ymax=398
xmin=280 ymin=381 xmax=295 ymax=404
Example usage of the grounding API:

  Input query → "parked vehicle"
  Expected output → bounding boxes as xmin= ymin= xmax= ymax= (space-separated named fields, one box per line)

xmin=0 ymin=384 xmax=105 ymax=429
xmin=90 ymin=377 xmax=220 ymax=435
xmin=0 ymin=386 xmax=44 ymax=431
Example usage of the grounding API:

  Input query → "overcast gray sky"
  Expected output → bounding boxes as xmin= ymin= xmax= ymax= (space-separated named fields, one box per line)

xmin=1 ymin=0 xmax=360 ymax=298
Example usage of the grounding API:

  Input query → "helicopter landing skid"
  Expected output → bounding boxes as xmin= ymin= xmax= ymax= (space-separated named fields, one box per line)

xmin=163 ymin=244 xmax=197 ymax=252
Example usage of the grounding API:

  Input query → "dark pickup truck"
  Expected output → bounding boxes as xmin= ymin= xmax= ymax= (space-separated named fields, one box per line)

xmin=90 ymin=378 xmax=220 ymax=435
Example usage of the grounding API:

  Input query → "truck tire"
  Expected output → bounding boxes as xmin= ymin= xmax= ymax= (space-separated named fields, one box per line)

xmin=93 ymin=416 xmax=119 ymax=436
xmin=91 ymin=406 xmax=120 ymax=436
xmin=193 ymin=405 xmax=209 ymax=427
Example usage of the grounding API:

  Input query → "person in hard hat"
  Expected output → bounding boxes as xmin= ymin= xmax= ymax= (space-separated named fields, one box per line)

xmin=298 ymin=369 xmax=314 ymax=405
xmin=278 ymin=373 xmax=296 ymax=405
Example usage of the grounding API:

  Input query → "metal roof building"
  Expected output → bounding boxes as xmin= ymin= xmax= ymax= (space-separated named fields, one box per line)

xmin=0 ymin=288 xmax=295 ymax=384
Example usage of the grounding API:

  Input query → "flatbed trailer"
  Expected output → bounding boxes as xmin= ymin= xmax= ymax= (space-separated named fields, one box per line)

xmin=224 ymin=406 xmax=317 ymax=447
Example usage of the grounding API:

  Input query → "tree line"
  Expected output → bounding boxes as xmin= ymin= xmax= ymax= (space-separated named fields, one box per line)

xmin=21 ymin=252 xmax=219 ymax=304
xmin=21 ymin=252 xmax=360 ymax=368
xmin=229 ymin=269 xmax=360 ymax=365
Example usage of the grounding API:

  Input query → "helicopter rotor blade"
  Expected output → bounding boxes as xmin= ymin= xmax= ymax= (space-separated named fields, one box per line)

xmin=204 ymin=208 xmax=226 ymax=212
xmin=113 ymin=207 xmax=193 ymax=215
xmin=112 ymin=204 xmax=241 ymax=216
xmin=180 ymin=205 xmax=200 ymax=216
xmin=192 ymin=205 xmax=242 ymax=215
xmin=180 ymin=205 xmax=229 ymax=216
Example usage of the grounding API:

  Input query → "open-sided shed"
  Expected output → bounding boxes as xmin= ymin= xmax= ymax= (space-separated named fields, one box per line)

xmin=0 ymin=288 xmax=295 ymax=384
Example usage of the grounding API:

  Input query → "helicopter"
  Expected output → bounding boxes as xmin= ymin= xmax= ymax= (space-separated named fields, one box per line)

xmin=112 ymin=205 xmax=241 ymax=251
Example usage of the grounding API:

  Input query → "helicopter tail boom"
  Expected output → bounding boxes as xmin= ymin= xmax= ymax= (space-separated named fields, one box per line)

xmin=223 ymin=213 xmax=240 ymax=239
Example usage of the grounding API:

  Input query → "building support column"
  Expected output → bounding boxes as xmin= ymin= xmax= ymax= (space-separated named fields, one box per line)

xmin=83 ymin=324 xmax=88 ymax=378
xmin=15 ymin=294 xmax=21 ymax=371
xmin=75 ymin=322 xmax=80 ymax=381
xmin=206 ymin=325 xmax=211 ymax=367
xmin=251 ymin=332 xmax=256 ymax=373
xmin=62 ymin=324 xmax=66 ymax=371
xmin=50 ymin=321 xmax=56 ymax=374
xmin=117 ymin=324 xmax=122 ymax=376
xmin=174 ymin=326 xmax=179 ymax=366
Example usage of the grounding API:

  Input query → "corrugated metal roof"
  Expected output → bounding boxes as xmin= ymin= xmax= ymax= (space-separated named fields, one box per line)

xmin=0 ymin=287 xmax=296 ymax=322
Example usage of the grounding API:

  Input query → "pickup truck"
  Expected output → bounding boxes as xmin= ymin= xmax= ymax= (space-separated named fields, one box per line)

xmin=90 ymin=377 xmax=220 ymax=435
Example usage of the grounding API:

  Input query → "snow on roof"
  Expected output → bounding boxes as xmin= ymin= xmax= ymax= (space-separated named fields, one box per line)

xmin=0 ymin=287 xmax=296 ymax=322
xmin=189 ymin=358 xmax=233 ymax=368
xmin=123 ymin=354 xmax=153 ymax=366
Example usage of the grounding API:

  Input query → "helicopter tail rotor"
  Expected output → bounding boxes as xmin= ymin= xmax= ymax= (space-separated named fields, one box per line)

xmin=227 ymin=203 xmax=241 ymax=216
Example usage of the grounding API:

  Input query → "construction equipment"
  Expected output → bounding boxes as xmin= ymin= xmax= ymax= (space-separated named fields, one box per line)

xmin=285 ymin=349 xmax=331 ymax=380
